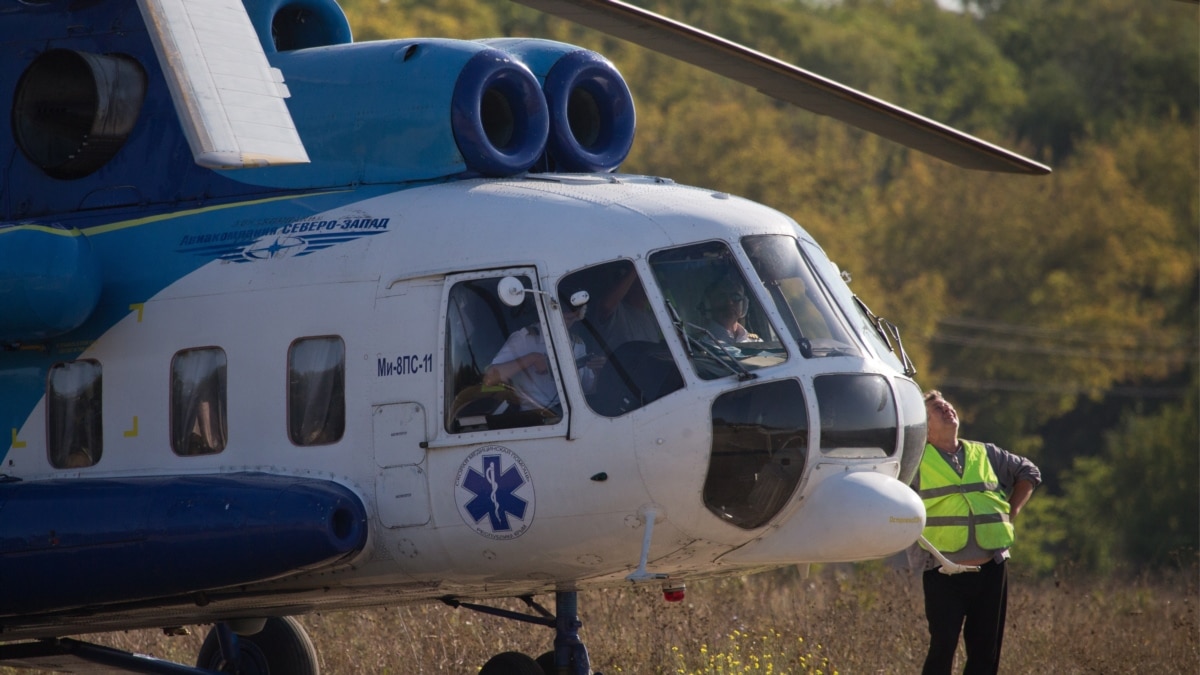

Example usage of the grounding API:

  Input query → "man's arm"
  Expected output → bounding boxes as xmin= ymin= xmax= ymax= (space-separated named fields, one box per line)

xmin=1009 ymin=479 xmax=1035 ymax=521
xmin=483 ymin=352 xmax=548 ymax=386
xmin=985 ymin=443 xmax=1042 ymax=494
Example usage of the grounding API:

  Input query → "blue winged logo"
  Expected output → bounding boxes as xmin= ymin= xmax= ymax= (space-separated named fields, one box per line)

xmin=178 ymin=217 xmax=390 ymax=262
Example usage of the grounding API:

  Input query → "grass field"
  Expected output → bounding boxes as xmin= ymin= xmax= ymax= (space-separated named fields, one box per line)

xmin=30 ymin=562 xmax=1196 ymax=674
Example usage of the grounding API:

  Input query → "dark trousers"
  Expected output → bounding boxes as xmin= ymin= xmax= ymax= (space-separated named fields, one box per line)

xmin=921 ymin=559 xmax=1008 ymax=675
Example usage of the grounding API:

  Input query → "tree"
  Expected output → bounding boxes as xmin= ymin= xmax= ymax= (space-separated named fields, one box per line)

xmin=1054 ymin=370 xmax=1199 ymax=571
xmin=982 ymin=0 xmax=1199 ymax=162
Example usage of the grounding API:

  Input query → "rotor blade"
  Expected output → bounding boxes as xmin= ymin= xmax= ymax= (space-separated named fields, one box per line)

xmin=510 ymin=0 xmax=1051 ymax=175
xmin=136 ymin=0 xmax=310 ymax=169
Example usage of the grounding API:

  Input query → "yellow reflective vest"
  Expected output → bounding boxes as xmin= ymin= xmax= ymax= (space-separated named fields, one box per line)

xmin=918 ymin=440 xmax=1015 ymax=553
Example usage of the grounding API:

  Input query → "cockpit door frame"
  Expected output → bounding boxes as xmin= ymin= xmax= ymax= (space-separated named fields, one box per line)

xmin=428 ymin=266 xmax=573 ymax=449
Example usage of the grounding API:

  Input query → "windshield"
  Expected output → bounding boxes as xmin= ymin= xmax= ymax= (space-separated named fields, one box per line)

xmin=741 ymin=235 xmax=862 ymax=359
xmin=649 ymin=241 xmax=787 ymax=380
xmin=797 ymin=238 xmax=907 ymax=373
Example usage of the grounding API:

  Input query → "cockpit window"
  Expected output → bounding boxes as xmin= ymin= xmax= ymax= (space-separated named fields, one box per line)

xmin=741 ymin=235 xmax=862 ymax=359
xmin=444 ymin=272 xmax=565 ymax=432
xmin=649 ymin=241 xmax=787 ymax=380
xmin=706 ymin=379 xmax=809 ymax=529
xmin=560 ymin=260 xmax=683 ymax=417
xmin=814 ymin=373 xmax=898 ymax=458
xmin=799 ymin=238 xmax=908 ymax=373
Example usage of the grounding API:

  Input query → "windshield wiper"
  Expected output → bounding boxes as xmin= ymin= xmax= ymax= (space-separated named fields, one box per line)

xmin=665 ymin=299 xmax=756 ymax=381
xmin=880 ymin=318 xmax=916 ymax=377
xmin=852 ymin=295 xmax=916 ymax=377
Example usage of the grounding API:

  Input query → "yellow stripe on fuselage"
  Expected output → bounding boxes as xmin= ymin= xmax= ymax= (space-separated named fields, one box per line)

xmin=0 ymin=191 xmax=350 ymax=238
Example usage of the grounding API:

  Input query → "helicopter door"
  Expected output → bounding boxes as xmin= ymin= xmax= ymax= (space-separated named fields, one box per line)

xmin=373 ymin=402 xmax=430 ymax=528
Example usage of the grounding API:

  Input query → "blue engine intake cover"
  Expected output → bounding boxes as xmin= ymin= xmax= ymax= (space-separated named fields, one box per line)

xmin=0 ymin=224 xmax=101 ymax=343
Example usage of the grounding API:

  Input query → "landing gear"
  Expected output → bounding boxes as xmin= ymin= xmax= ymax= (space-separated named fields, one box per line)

xmin=196 ymin=616 xmax=319 ymax=675
xmin=446 ymin=590 xmax=599 ymax=675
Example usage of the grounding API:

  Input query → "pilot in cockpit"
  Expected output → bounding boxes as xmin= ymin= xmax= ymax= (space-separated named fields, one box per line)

xmin=703 ymin=276 xmax=762 ymax=345
xmin=483 ymin=286 xmax=604 ymax=411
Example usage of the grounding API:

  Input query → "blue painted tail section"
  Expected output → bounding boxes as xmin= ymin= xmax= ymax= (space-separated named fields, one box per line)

xmin=0 ymin=187 xmax=388 ymax=462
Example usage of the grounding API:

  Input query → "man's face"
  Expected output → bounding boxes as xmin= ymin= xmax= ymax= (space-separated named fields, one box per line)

xmin=713 ymin=287 xmax=748 ymax=320
xmin=925 ymin=396 xmax=959 ymax=437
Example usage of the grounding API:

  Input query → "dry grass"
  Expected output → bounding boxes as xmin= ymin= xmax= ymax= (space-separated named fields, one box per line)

xmin=13 ymin=564 xmax=1197 ymax=674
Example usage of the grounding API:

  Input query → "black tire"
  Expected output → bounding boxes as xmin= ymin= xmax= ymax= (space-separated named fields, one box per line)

xmin=196 ymin=616 xmax=319 ymax=675
xmin=479 ymin=651 xmax=543 ymax=675
xmin=534 ymin=650 xmax=556 ymax=674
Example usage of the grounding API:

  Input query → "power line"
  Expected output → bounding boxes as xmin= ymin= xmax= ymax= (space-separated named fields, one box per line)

xmin=929 ymin=332 xmax=1197 ymax=363
xmin=935 ymin=377 xmax=1190 ymax=398
xmin=938 ymin=316 xmax=1196 ymax=349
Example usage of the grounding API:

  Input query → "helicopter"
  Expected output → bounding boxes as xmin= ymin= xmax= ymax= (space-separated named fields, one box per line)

xmin=0 ymin=0 xmax=1050 ymax=673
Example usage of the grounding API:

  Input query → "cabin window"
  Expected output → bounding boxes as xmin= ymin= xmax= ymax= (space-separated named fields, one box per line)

xmin=47 ymin=359 xmax=102 ymax=469
xmin=559 ymin=260 xmax=683 ymax=417
xmin=649 ymin=241 xmax=788 ymax=380
xmin=742 ymin=235 xmax=862 ymax=359
xmin=170 ymin=347 xmax=228 ymax=456
xmin=445 ymin=272 xmax=564 ymax=432
xmin=288 ymin=336 xmax=345 ymax=446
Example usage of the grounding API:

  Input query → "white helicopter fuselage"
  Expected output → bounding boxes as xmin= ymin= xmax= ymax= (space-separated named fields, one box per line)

xmin=3 ymin=174 xmax=925 ymax=635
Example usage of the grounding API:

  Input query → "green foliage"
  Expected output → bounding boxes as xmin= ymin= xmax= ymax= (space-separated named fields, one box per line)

xmin=982 ymin=0 xmax=1199 ymax=161
xmin=1025 ymin=370 xmax=1200 ymax=572
xmin=871 ymin=138 xmax=1194 ymax=458
xmin=1096 ymin=373 xmax=1200 ymax=567
xmin=1059 ymin=455 xmax=1122 ymax=573
xmin=1012 ymin=493 xmax=1067 ymax=576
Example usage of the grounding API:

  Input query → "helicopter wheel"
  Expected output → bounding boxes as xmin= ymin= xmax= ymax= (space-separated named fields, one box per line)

xmin=196 ymin=617 xmax=319 ymax=674
xmin=535 ymin=650 xmax=555 ymax=673
xmin=479 ymin=650 xmax=543 ymax=675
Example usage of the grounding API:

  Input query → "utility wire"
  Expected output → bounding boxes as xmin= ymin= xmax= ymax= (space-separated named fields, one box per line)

xmin=928 ymin=333 xmax=1197 ymax=363
xmin=939 ymin=316 xmax=1196 ymax=349
xmin=936 ymin=377 xmax=1188 ymax=398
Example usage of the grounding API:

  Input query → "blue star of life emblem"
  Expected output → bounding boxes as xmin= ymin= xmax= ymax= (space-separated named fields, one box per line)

xmin=455 ymin=445 xmax=535 ymax=540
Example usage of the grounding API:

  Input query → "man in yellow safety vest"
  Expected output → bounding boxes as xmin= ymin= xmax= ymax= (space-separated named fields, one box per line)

xmin=908 ymin=390 xmax=1041 ymax=675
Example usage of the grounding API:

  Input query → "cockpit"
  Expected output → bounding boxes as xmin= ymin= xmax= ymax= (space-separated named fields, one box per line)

xmin=441 ymin=232 xmax=924 ymax=530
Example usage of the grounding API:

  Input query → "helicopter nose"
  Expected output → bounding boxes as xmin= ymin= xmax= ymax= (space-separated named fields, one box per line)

xmin=718 ymin=469 xmax=926 ymax=565
xmin=701 ymin=374 xmax=926 ymax=564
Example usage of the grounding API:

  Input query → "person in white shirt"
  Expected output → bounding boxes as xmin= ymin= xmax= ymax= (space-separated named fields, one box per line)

xmin=703 ymin=276 xmax=760 ymax=344
xmin=483 ymin=287 xmax=601 ymax=410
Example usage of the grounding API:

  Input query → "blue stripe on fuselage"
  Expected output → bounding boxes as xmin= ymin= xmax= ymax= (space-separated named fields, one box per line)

xmin=0 ymin=186 xmax=395 ymax=463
